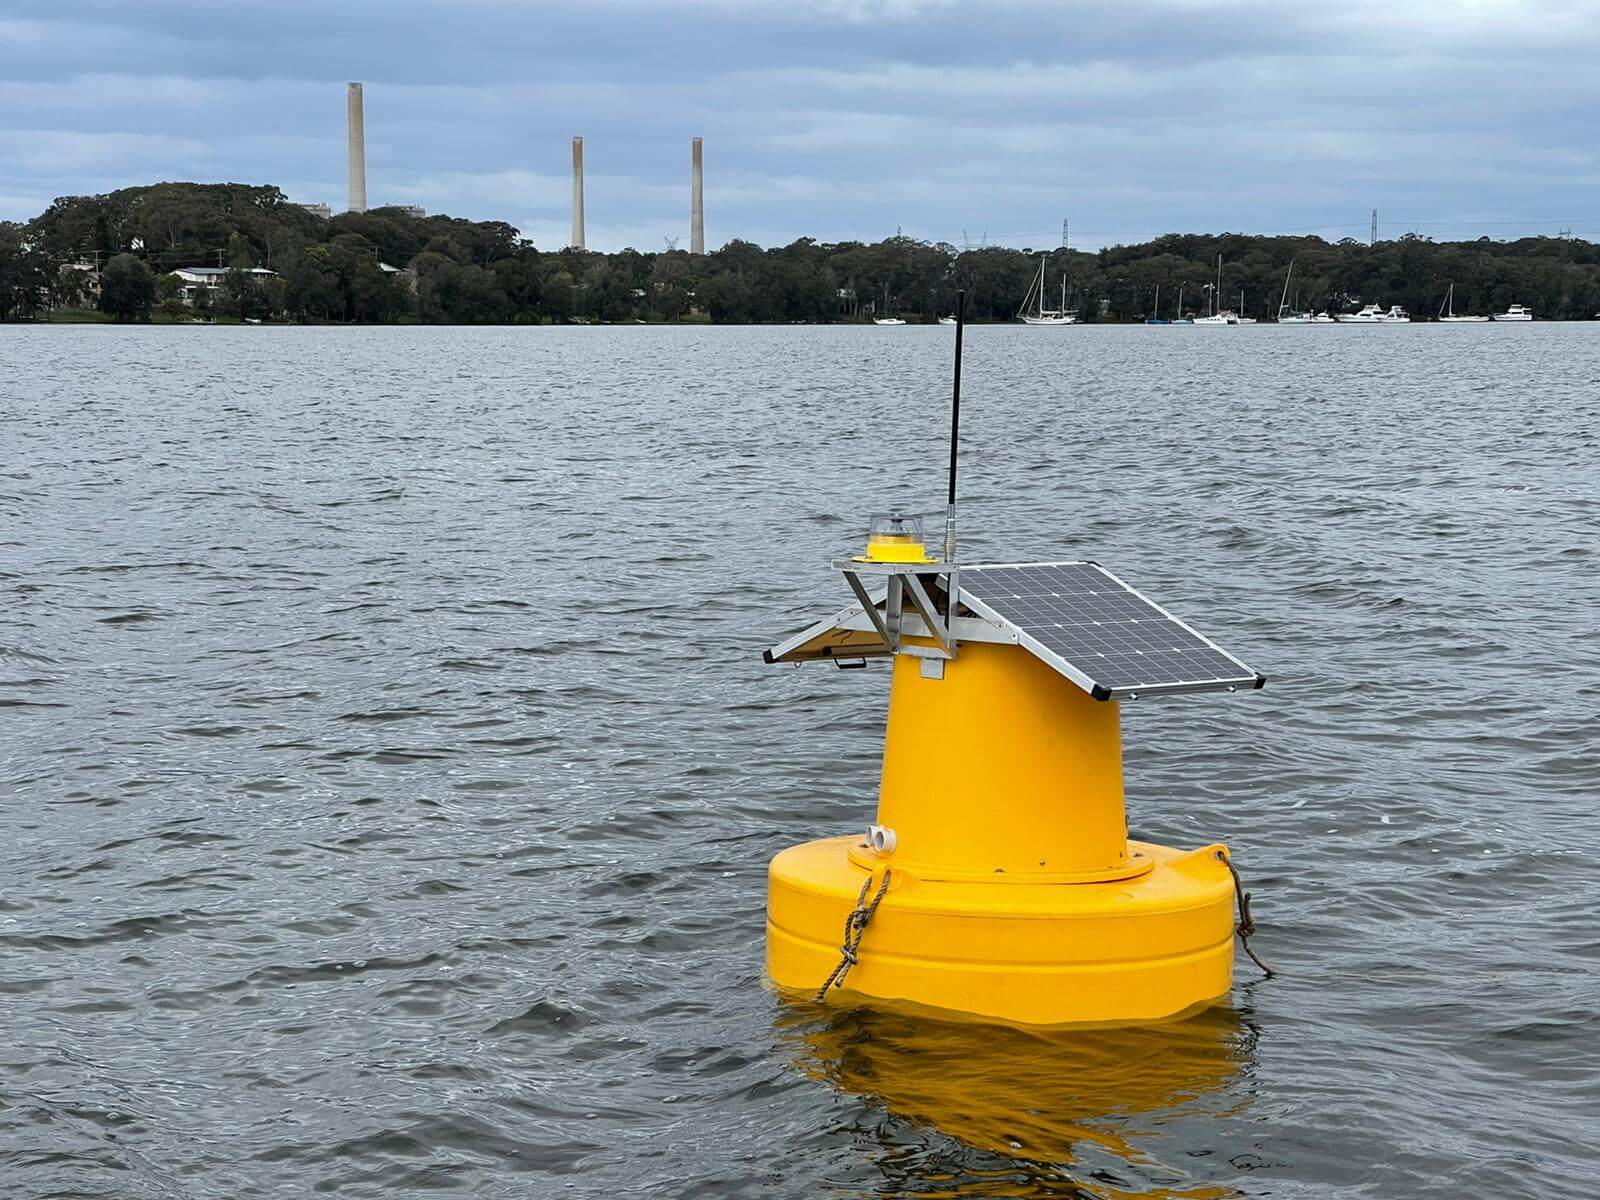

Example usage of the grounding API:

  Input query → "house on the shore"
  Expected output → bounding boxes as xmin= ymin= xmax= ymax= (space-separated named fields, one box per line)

xmin=171 ymin=266 xmax=278 ymax=305
xmin=378 ymin=262 xmax=416 ymax=292
xmin=55 ymin=262 xmax=101 ymax=308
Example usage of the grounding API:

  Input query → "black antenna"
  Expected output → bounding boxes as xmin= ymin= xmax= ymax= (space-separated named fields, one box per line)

xmin=943 ymin=289 xmax=966 ymax=564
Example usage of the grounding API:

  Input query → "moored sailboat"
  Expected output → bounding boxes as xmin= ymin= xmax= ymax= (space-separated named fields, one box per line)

xmin=1275 ymin=259 xmax=1336 ymax=323
xmin=1171 ymin=283 xmax=1192 ymax=324
xmin=1438 ymin=283 xmax=1489 ymax=322
xmin=1146 ymin=283 xmax=1171 ymax=325
xmin=1017 ymin=254 xmax=1077 ymax=325
xmin=1193 ymin=255 xmax=1239 ymax=324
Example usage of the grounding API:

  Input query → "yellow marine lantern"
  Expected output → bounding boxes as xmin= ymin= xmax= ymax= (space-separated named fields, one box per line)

xmin=857 ymin=513 xmax=935 ymax=564
xmin=761 ymin=294 xmax=1270 ymax=1029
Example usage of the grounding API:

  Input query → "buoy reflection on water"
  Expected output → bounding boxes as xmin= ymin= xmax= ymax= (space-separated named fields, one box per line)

xmin=775 ymin=1001 xmax=1255 ymax=1198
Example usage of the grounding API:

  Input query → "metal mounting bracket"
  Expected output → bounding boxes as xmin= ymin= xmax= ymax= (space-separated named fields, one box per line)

xmin=836 ymin=563 xmax=959 ymax=661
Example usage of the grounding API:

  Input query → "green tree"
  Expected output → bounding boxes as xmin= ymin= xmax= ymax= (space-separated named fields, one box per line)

xmin=220 ymin=266 xmax=259 ymax=319
xmin=98 ymin=253 xmax=156 ymax=321
xmin=413 ymin=251 xmax=507 ymax=322
xmin=153 ymin=272 xmax=188 ymax=320
xmin=350 ymin=262 xmax=412 ymax=323
xmin=227 ymin=230 xmax=255 ymax=268
xmin=540 ymin=270 xmax=575 ymax=321
xmin=0 ymin=222 xmax=50 ymax=319
xmin=286 ymin=251 xmax=342 ymax=320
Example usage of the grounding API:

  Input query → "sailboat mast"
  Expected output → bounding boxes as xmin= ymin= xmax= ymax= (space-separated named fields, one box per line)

xmin=1279 ymin=259 xmax=1294 ymax=319
xmin=1018 ymin=255 xmax=1043 ymax=320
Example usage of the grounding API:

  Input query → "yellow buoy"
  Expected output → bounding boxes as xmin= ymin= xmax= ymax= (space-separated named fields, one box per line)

xmin=764 ymin=521 xmax=1266 ymax=1028
xmin=763 ymin=297 xmax=1268 ymax=1029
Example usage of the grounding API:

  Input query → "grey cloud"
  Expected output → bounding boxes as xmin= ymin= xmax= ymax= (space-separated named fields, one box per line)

xmin=2 ymin=2 xmax=1597 ymax=250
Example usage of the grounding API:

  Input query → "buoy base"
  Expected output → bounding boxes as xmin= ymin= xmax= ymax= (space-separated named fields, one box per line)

xmin=766 ymin=835 xmax=1236 ymax=1028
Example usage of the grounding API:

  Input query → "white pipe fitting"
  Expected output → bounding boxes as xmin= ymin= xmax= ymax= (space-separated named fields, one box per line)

xmin=867 ymin=824 xmax=897 ymax=855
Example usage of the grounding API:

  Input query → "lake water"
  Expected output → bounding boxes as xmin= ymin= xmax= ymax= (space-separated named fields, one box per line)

xmin=2 ymin=323 xmax=1596 ymax=1198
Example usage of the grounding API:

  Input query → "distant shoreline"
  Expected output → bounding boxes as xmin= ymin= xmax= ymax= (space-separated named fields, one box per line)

xmin=21 ymin=310 xmax=1590 ymax=328
xmin=5 ymin=181 xmax=1598 ymax=324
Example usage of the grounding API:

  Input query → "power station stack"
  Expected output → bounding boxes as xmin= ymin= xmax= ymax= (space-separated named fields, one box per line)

xmin=338 ymin=96 xmax=701 ymax=252
xmin=347 ymin=83 xmax=367 ymax=214
xmin=571 ymin=136 xmax=586 ymax=250
xmin=691 ymin=137 xmax=705 ymax=254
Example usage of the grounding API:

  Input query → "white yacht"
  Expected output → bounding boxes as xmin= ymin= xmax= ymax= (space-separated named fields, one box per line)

xmin=1438 ymin=283 xmax=1489 ymax=322
xmin=1017 ymin=254 xmax=1077 ymax=324
xmin=1493 ymin=304 xmax=1533 ymax=322
xmin=1337 ymin=304 xmax=1410 ymax=323
xmin=873 ymin=317 xmax=907 ymax=326
xmin=937 ymin=315 xmax=957 ymax=325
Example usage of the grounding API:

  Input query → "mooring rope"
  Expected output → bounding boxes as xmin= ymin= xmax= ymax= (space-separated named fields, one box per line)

xmin=1215 ymin=849 xmax=1276 ymax=978
xmin=815 ymin=868 xmax=892 ymax=1002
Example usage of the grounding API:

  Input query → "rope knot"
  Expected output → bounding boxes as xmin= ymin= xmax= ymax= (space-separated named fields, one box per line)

xmin=814 ymin=869 xmax=892 ymax=1002
xmin=1215 ymin=851 xmax=1275 ymax=979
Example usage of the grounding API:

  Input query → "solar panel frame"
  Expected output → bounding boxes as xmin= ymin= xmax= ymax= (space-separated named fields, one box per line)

xmin=954 ymin=560 xmax=1264 ymax=700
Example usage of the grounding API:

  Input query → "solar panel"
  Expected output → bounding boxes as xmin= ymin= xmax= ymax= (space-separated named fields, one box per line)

xmin=955 ymin=561 xmax=1263 ymax=700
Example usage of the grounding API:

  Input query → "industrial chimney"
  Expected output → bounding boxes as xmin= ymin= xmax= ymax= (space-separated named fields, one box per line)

xmin=691 ymin=137 xmax=705 ymax=255
xmin=347 ymin=83 xmax=367 ymax=214
xmin=571 ymin=136 xmax=586 ymax=250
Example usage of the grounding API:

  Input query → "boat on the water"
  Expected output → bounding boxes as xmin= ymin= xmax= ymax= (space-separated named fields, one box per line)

xmin=1337 ymin=304 xmax=1410 ymax=323
xmin=873 ymin=317 xmax=907 ymax=326
xmin=1171 ymin=284 xmax=1192 ymax=324
xmin=1493 ymin=304 xmax=1533 ymax=322
xmin=1146 ymin=283 xmax=1170 ymax=325
xmin=937 ymin=315 xmax=957 ymax=325
xmin=1275 ymin=260 xmax=1336 ymax=323
xmin=1194 ymin=255 xmax=1239 ymax=324
xmin=1438 ymin=283 xmax=1489 ymax=322
xmin=1017 ymin=254 xmax=1077 ymax=325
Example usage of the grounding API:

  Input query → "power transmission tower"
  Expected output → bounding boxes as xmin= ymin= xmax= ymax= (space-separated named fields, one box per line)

xmin=663 ymin=236 xmax=679 ymax=251
xmin=1062 ymin=218 xmax=1069 ymax=249
xmin=1370 ymin=209 xmax=1378 ymax=246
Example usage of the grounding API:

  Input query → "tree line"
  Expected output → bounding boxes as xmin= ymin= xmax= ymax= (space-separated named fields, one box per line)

xmin=3 ymin=180 xmax=1599 ymax=323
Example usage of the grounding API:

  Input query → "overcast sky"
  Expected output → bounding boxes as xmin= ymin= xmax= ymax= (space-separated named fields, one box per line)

xmin=2 ymin=1 xmax=1597 ymax=251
